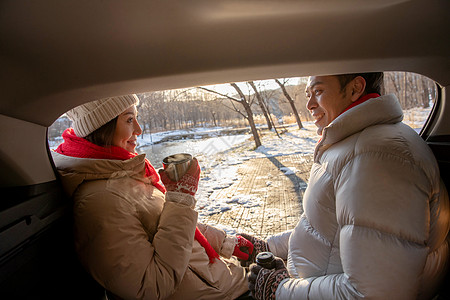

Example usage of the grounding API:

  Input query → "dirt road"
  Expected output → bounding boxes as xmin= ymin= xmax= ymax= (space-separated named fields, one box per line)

xmin=200 ymin=153 xmax=314 ymax=239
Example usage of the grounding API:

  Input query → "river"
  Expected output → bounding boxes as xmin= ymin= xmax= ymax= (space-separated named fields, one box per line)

xmin=137 ymin=134 xmax=250 ymax=168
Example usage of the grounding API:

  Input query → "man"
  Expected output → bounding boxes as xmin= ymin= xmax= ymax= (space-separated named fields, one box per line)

xmin=242 ymin=73 xmax=449 ymax=299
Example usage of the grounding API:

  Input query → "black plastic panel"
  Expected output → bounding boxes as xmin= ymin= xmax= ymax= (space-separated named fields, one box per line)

xmin=0 ymin=181 xmax=104 ymax=299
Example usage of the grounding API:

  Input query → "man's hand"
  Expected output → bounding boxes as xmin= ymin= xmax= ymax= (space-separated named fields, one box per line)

xmin=232 ymin=235 xmax=254 ymax=260
xmin=159 ymin=158 xmax=201 ymax=196
xmin=236 ymin=233 xmax=269 ymax=267
xmin=248 ymin=257 xmax=289 ymax=300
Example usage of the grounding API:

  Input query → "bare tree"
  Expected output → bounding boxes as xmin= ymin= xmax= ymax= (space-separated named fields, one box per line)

xmin=137 ymin=91 xmax=167 ymax=138
xmin=248 ymin=81 xmax=283 ymax=138
xmin=248 ymin=81 xmax=273 ymax=130
xmin=230 ymin=83 xmax=261 ymax=147
xmin=274 ymin=78 xmax=303 ymax=129
xmin=420 ymin=76 xmax=432 ymax=108
xmin=199 ymin=84 xmax=262 ymax=148
xmin=384 ymin=72 xmax=436 ymax=110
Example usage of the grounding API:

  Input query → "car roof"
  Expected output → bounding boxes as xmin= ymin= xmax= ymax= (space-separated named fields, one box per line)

xmin=0 ymin=0 xmax=449 ymax=127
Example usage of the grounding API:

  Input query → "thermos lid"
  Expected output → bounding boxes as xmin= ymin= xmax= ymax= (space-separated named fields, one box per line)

xmin=256 ymin=252 xmax=274 ymax=264
xmin=162 ymin=153 xmax=192 ymax=165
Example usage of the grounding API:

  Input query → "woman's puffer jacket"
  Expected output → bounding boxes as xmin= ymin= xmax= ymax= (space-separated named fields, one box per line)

xmin=267 ymin=94 xmax=449 ymax=300
xmin=52 ymin=152 xmax=248 ymax=300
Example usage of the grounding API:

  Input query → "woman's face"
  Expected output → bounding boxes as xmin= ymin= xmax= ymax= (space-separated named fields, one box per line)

xmin=112 ymin=105 xmax=142 ymax=153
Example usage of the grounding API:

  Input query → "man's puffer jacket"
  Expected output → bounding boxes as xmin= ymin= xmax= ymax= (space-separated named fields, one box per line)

xmin=267 ymin=94 xmax=449 ymax=300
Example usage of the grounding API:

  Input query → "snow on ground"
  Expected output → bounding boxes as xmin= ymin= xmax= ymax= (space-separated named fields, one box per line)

xmin=403 ymin=106 xmax=433 ymax=132
xmin=192 ymin=104 xmax=431 ymax=223
xmin=135 ymin=122 xmax=321 ymax=217
xmin=194 ymin=122 xmax=320 ymax=220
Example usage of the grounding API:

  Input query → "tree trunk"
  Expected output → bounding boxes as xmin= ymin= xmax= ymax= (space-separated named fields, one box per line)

xmin=403 ymin=72 xmax=408 ymax=109
xmin=274 ymin=79 xmax=303 ymax=129
xmin=244 ymin=101 xmax=262 ymax=148
xmin=211 ymin=111 xmax=218 ymax=127
xmin=421 ymin=77 xmax=430 ymax=108
xmin=230 ymin=83 xmax=262 ymax=148
xmin=248 ymin=81 xmax=272 ymax=130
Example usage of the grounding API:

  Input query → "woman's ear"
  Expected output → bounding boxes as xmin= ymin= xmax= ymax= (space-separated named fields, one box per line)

xmin=350 ymin=76 xmax=366 ymax=102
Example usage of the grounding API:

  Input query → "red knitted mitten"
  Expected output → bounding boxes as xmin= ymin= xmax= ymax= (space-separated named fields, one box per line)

xmin=237 ymin=233 xmax=269 ymax=267
xmin=233 ymin=235 xmax=254 ymax=260
xmin=159 ymin=158 xmax=201 ymax=196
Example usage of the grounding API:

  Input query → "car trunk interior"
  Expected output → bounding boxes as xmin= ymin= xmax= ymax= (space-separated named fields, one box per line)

xmin=1 ymin=0 xmax=449 ymax=298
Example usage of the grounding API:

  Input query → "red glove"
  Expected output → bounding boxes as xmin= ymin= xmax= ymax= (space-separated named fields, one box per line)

xmin=237 ymin=233 xmax=269 ymax=267
xmin=233 ymin=235 xmax=254 ymax=260
xmin=159 ymin=158 xmax=201 ymax=196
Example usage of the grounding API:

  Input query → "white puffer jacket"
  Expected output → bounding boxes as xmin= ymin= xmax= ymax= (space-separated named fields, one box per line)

xmin=267 ymin=94 xmax=449 ymax=300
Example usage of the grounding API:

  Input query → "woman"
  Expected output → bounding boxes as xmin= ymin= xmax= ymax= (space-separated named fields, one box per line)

xmin=52 ymin=94 xmax=253 ymax=300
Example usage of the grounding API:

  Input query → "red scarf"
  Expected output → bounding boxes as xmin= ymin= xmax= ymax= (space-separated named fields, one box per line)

xmin=195 ymin=228 xmax=220 ymax=263
xmin=56 ymin=128 xmax=219 ymax=263
xmin=341 ymin=93 xmax=380 ymax=115
xmin=55 ymin=128 xmax=166 ymax=193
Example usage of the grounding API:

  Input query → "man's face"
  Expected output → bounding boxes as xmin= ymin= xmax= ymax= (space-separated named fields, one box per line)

xmin=305 ymin=75 xmax=354 ymax=135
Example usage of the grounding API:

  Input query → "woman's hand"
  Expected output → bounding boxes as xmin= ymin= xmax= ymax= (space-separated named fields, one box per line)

xmin=236 ymin=233 xmax=269 ymax=267
xmin=233 ymin=235 xmax=254 ymax=260
xmin=159 ymin=158 xmax=201 ymax=196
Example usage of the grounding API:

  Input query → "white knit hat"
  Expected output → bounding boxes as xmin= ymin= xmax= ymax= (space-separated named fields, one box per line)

xmin=66 ymin=94 xmax=139 ymax=137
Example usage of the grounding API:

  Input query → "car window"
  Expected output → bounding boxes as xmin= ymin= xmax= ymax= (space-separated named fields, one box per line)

xmin=48 ymin=72 xmax=436 ymax=151
xmin=47 ymin=71 xmax=437 ymax=233
xmin=384 ymin=72 xmax=436 ymax=134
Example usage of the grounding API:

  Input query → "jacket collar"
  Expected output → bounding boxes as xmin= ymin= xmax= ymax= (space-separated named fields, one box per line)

xmin=52 ymin=151 xmax=148 ymax=196
xmin=315 ymin=94 xmax=404 ymax=158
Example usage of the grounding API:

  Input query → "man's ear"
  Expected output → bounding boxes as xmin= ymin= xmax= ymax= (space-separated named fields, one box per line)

xmin=350 ymin=76 xmax=366 ymax=102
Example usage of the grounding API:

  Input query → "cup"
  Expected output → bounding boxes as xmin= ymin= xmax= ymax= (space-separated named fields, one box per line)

xmin=162 ymin=153 xmax=193 ymax=181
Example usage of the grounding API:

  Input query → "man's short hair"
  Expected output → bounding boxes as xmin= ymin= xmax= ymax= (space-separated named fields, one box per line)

xmin=336 ymin=72 xmax=384 ymax=95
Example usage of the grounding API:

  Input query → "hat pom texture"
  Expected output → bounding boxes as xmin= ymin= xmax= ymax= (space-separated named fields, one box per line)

xmin=66 ymin=95 xmax=139 ymax=137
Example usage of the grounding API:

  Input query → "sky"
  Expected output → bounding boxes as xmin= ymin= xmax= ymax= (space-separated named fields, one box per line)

xmin=200 ymin=77 xmax=302 ymax=95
